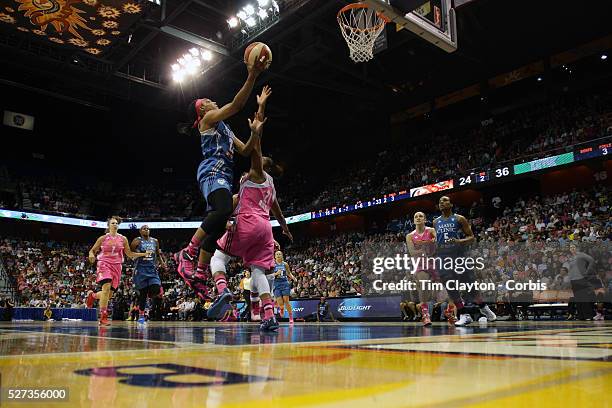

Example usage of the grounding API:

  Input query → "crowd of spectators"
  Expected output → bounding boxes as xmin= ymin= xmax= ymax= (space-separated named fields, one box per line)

xmin=17 ymin=177 xmax=91 ymax=216
xmin=0 ymin=184 xmax=609 ymax=321
xmin=1 ymin=89 xmax=610 ymax=221
xmin=277 ymin=91 xmax=612 ymax=214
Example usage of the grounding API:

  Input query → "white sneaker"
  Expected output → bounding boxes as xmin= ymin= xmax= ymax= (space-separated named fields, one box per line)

xmin=455 ymin=314 xmax=473 ymax=326
xmin=594 ymin=312 xmax=604 ymax=321
xmin=480 ymin=305 xmax=497 ymax=322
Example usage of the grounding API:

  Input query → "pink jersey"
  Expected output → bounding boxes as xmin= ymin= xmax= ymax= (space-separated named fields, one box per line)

xmin=236 ymin=172 xmax=276 ymax=219
xmin=97 ymin=234 xmax=125 ymax=264
xmin=411 ymin=228 xmax=435 ymax=255
xmin=411 ymin=228 xmax=435 ymax=273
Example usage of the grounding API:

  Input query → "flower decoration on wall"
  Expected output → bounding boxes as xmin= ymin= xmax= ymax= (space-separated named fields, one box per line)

xmin=3 ymin=1 xmax=148 ymax=55
xmin=122 ymin=2 xmax=140 ymax=14
xmin=97 ymin=5 xmax=120 ymax=19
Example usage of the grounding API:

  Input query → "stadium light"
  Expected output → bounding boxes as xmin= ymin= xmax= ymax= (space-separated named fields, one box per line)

xmin=602 ymin=54 xmax=608 ymax=60
xmin=244 ymin=4 xmax=255 ymax=16
xmin=171 ymin=47 xmax=215 ymax=83
xmin=228 ymin=0 xmax=280 ymax=33
xmin=201 ymin=50 xmax=212 ymax=61
xmin=228 ymin=17 xmax=239 ymax=28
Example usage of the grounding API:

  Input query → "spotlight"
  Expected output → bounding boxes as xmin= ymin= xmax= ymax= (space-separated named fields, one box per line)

xmin=178 ymin=57 xmax=186 ymax=66
xmin=237 ymin=11 xmax=247 ymax=21
xmin=201 ymin=50 xmax=212 ymax=61
xmin=186 ymin=62 xmax=198 ymax=74
xmin=244 ymin=4 xmax=255 ymax=16
xmin=257 ymin=8 xmax=268 ymax=19
xmin=602 ymin=54 xmax=608 ymax=60
xmin=184 ymin=53 xmax=193 ymax=62
xmin=128 ymin=34 xmax=132 ymax=43
xmin=537 ymin=77 xmax=542 ymax=82
xmin=172 ymin=71 xmax=185 ymax=82
xmin=240 ymin=29 xmax=247 ymax=34
xmin=246 ymin=17 xmax=256 ymax=27
xmin=171 ymin=64 xmax=180 ymax=71
xmin=227 ymin=17 xmax=239 ymax=28
xmin=258 ymin=0 xmax=269 ymax=6
xmin=189 ymin=48 xmax=199 ymax=57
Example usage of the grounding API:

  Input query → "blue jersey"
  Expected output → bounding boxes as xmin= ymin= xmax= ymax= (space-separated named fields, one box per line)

xmin=434 ymin=214 xmax=464 ymax=256
xmin=196 ymin=121 xmax=235 ymax=183
xmin=134 ymin=238 xmax=157 ymax=269
xmin=274 ymin=262 xmax=289 ymax=283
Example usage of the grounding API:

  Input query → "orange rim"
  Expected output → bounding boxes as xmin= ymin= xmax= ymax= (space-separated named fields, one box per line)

xmin=337 ymin=3 xmax=389 ymax=33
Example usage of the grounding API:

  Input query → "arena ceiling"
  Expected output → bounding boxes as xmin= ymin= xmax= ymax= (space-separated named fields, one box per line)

xmin=0 ymin=0 xmax=611 ymax=115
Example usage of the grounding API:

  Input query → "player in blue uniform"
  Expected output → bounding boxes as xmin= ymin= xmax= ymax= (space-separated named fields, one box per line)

xmin=175 ymin=61 xmax=269 ymax=312
xmin=130 ymin=225 xmax=166 ymax=325
xmin=273 ymin=250 xmax=296 ymax=324
xmin=433 ymin=196 xmax=496 ymax=326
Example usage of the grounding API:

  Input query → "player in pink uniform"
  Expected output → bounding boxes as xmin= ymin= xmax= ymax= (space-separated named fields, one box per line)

xmin=87 ymin=216 xmax=150 ymax=326
xmin=406 ymin=211 xmax=437 ymax=326
xmin=207 ymin=112 xmax=292 ymax=330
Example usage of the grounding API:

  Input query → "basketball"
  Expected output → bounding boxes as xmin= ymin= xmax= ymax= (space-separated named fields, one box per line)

xmin=244 ymin=42 xmax=272 ymax=71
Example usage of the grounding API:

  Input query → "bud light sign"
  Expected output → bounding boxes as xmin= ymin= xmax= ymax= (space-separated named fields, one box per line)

xmin=278 ymin=296 xmax=402 ymax=319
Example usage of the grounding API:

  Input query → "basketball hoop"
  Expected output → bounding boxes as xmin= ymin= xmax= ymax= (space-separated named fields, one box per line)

xmin=337 ymin=2 xmax=388 ymax=63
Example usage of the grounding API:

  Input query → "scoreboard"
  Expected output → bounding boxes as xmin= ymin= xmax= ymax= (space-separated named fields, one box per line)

xmin=457 ymin=166 xmax=512 ymax=186
xmin=574 ymin=142 xmax=611 ymax=161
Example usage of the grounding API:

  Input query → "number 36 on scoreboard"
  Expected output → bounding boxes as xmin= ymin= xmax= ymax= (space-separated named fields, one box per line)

xmin=457 ymin=166 xmax=512 ymax=186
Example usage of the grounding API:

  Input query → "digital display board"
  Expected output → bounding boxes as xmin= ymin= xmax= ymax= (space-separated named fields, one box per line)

xmin=513 ymin=152 xmax=574 ymax=175
xmin=574 ymin=142 xmax=611 ymax=161
xmin=1 ymin=137 xmax=609 ymax=228
xmin=409 ymin=179 xmax=453 ymax=197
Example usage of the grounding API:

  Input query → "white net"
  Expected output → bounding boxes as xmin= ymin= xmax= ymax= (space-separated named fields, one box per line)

xmin=337 ymin=4 xmax=387 ymax=63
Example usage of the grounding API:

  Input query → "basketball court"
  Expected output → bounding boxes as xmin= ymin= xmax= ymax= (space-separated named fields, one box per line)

xmin=0 ymin=321 xmax=610 ymax=406
xmin=1 ymin=0 xmax=611 ymax=407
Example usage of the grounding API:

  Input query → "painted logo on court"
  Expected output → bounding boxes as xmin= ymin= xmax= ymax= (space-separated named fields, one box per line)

xmin=75 ymin=363 xmax=274 ymax=388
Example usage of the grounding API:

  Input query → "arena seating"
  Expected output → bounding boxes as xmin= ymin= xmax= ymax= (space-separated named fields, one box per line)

xmin=2 ymin=89 xmax=610 ymax=220
xmin=0 ymin=186 xmax=609 ymax=320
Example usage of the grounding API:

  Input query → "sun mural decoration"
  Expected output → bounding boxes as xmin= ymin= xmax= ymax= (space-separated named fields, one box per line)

xmin=2 ymin=0 xmax=147 ymax=55
xmin=15 ymin=0 xmax=91 ymax=39
xmin=0 ymin=12 xmax=15 ymax=23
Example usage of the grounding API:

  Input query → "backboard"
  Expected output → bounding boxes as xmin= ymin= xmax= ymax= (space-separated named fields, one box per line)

xmin=362 ymin=0 xmax=457 ymax=52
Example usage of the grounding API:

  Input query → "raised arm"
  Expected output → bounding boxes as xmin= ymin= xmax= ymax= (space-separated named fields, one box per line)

xmin=247 ymin=113 xmax=267 ymax=182
xmin=235 ymin=85 xmax=272 ymax=157
xmin=202 ymin=66 xmax=262 ymax=126
xmin=122 ymin=236 xmax=149 ymax=260
xmin=271 ymin=198 xmax=293 ymax=242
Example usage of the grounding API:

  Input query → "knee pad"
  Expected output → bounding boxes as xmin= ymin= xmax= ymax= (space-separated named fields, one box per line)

xmin=202 ymin=189 xmax=233 ymax=235
xmin=210 ymin=250 xmax=230 ymax=275
xmin=251 ymin=266 xmax=271 ymax=296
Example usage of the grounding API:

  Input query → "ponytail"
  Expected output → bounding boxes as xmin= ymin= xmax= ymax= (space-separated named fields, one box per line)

xmin=177 ymin=99 xmax=201 ymax=137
